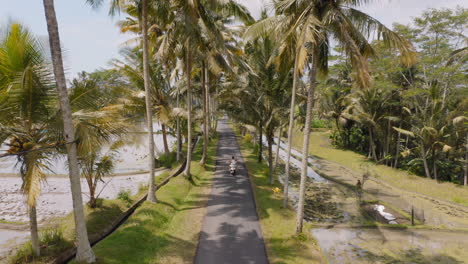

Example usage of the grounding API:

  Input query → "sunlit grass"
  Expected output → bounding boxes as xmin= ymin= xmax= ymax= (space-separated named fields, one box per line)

xmin=8 ymin=147 xmax=191 ymax=263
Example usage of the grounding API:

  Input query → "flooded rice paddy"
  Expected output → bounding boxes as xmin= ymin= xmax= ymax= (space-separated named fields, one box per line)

xmin=312 ymin=227 xmax=468 ymax=264
xmin=0 ymin=125 xmax=174 ymax=258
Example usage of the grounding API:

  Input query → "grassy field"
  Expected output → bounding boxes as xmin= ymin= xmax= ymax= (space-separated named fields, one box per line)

xmin=235 ymin=130 xmax=324 ymax=264
xmin=291 ymin=129 xmax=468 ymax=207
xmin=85 ymin=136 xmax=218 ymax=264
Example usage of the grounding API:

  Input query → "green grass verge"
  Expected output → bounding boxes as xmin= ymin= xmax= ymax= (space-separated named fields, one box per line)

xmin=234 ymin=129 xmax=324 ymax=264
xmin=0 ymin=219 xmax=27 ymax=225
xmin=82 ymin=136 xmax=218 ymax=264
xmin=8 ymin=199 xmax=137 ymax=264
xmin=291 ymin=129 xmax=468 ymax=207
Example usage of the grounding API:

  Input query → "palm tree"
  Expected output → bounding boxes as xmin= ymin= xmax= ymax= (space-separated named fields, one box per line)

xmin=197 ymin=11 xmax=254 ymax=166
xmin=394 ymin=88 xmax=453 ymax=181
xmin=184 ymin=43 xmax=194 ymax=178
xmin=0 ymin=23 xmax=57 ymax=256
xmin=200 ymin=60 xmax=209 ymax=166
xmin=343 ymin=84 xmax=396 ymax=162
xmin=244 ymin=31 xmax=291 ymax=184
xmin=88 ymin=0 xmax=158 ymax=202
xmin=68 ymin=72 xmax=128 ymax=208
xmin=112 ymin=46 xmax=172 ymax=158
xmin=140 ymin=0 xmax=157 ymax=202
xmin=42 ymin=0 xmax=96 ymax=261
xmin=79 ymin=153 xmax=115 ymax=208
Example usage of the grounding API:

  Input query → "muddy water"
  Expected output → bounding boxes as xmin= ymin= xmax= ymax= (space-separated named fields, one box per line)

xmin=0 ymin=230 xmax=28 ymax=258
xmin=312 ymin=227 xmax=468 ymax=264
xmin=263 ymin=137 xmax=467 ymax=263
xmin=0 ymin=124 xmax=175 ymax=175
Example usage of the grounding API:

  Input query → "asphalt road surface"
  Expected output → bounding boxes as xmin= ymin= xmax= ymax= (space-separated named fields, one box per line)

xmin=195 ymin=119 xmax=269 ymax=264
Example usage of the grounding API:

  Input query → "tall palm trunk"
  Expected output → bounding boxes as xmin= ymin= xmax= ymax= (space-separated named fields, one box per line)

xmin=184 ymin=46 xmax=192 ymax=178
xmin=29 ymin=205 xmax=40 ymax=256
xmin=176 ymin=87 xmax=182 ymax=162
xmin=88 ymin=176 xmax=98 ymax=208
xmin=421 ymin=144 xmax=431 ymax=179
xmin=42 ymin=0 xmax=95 ymax=262
xmin=258 ymin=122 xmax=263 ymax=163
xmin=200 ymin=61 xmax=208 ymax=165
xmin=432 ymin=148 xmax=438 ymax=181
xmin=268 ymin=135 xmax=274 ymax=184
xmin=394 ymin=124 xmax=401 ymax=168
xmin=274 ymin=124 xmax=282 ymax=171
xmin=206 ymin=68 xmax=211 ymax=134
xmin=296 ymin=53 xmax=318 ymax=234
xmin=161 ymin=123 xmax=170 ymax=156
xmin=368 ymin=128 xmax=377 ymax=161
xmin=385 ymin=119 xmax=391 ymax=166
xmin=464 ymin=135 xmax=467 ymax=186
xmin=213 ymin=85 xmax=218 ymax=131
xmin=284 ymin=49 xmax=300 ymax=208
xmin=141 ymin=0 xmax=157 ymax=203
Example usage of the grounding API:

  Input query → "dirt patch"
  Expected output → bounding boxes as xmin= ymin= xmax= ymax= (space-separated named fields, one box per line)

xmin=303 ymin=183 xmax=344 ymax=223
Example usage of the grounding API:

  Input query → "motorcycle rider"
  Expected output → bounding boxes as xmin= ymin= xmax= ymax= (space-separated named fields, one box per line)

xmin=229 ymin=156 xmax=237 ymax=175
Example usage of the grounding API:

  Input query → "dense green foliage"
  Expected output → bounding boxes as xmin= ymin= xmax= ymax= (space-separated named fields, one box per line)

xmin=321 ymin=8 xmax=467 ymax=184
xmin=9 ymin=229 xmax=72 ymax=264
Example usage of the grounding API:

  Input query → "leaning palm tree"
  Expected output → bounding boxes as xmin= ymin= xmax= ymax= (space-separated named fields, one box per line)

xmin=42 ymin=1 xmax=96 ymax=261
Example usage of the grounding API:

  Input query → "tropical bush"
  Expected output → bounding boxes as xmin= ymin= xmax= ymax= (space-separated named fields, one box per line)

xmin=321 ymin=8 xmax=467 ymax=184
xmin=156 ymin=152 xmax=177 ymax=168
xmin=117 ymin=189 xmax=133 ymax=206
xmin=243 ymin=134 xmax=253 ymax=144
xmin=9 ymin=228 xmax=71 ymax=264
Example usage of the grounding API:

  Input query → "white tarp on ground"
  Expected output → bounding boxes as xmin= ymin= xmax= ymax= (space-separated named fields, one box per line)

xmin=374 ymin=204 xmax=398 ymax=224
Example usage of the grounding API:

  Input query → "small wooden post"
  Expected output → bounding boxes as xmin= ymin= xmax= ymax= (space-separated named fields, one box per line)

xmin=411 ymin=206 xmax=415 ymax=226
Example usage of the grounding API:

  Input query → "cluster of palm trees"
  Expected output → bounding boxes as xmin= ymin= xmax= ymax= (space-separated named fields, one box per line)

xmin=227 ymin=0 xmax=414 ymax=234
xmin=0 ymin=22 xmax=128 ymax=259
xmin=320 ymin=7 xmax=467 ymax=185
xmin=2 ymin=0 xmax=254 ymax=262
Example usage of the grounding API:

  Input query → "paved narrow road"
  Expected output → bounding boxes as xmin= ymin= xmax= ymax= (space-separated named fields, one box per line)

xmin=195 ymin=120 xmax=268 ymax=264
